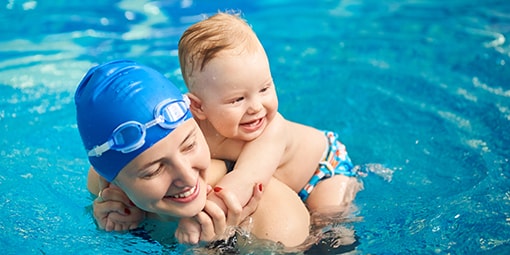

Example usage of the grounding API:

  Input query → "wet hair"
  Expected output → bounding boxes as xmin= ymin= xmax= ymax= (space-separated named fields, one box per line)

xmin=178 ymin=12 xmax=262 ymax=91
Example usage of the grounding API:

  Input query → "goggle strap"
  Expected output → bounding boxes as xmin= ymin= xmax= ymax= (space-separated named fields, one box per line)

xmin=183 ymin=95 xmax=190 ymax=106
xmin=145 ymin=117 xmax=163 ymax=129
xmin=87 ymin=140 xmax=113 ymax=157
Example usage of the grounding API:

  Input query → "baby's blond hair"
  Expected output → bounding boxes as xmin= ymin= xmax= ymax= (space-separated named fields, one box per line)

xmin=178 ymin=12 xmax=262 ymax=91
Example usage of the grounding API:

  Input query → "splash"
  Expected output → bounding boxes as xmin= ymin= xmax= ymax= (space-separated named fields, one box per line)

xmin=356 ymin=163 xmax=397 ymax=182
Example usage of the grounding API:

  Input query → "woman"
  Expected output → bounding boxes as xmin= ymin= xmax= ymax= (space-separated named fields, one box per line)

xmin=75 ymin=59 xmax=310 ymax=247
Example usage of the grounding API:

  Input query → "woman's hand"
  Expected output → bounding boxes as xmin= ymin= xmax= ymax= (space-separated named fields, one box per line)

xmin=216 ymin=183 xmax=263 ymax=228
xmin=175 ymin=183 xmax=263 ymax=244
xmin=92 ymin=177 xmax=146 ymax=232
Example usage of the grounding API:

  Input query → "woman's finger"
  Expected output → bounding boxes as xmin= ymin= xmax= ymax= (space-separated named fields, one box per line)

xmin=98 ymin=174 xmax=110 ymax=191
xmin=239 ymin=183 xmax=263 ymax=221
xmin=203 ymin=200 xmax=227 ymax=240
xmin=213 ymin=187 xmax=242 ymax=226
xmin=194 ymin=210 xmax=218 ymax=242
xmin=214 ymin=184 xmax=262 ymax=227
xmin=98 ymin=187 xmax=133 ymax=212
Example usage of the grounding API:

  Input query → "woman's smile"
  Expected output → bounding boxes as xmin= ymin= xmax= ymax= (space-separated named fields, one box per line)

xmin=165 ymin=182 xmax=201 ymax=203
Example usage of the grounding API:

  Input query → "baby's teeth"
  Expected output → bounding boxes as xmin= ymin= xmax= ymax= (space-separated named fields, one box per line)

xmin=246 ymin=119 xmax=259 ymax=126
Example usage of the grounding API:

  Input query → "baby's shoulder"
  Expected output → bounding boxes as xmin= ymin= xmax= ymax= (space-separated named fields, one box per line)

xmin=265 ymin=113 xmax=288 ymax=133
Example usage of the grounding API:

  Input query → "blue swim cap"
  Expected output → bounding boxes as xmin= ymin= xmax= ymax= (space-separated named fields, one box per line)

xmin=75 ymin=60 xmax=192 ymax=182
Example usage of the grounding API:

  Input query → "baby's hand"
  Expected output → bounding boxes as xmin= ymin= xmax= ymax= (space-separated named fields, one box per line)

xmin=93 ymin=186 xmax=146 ymax=232
xmin=175 ymin=217 xmax=202 ymax=244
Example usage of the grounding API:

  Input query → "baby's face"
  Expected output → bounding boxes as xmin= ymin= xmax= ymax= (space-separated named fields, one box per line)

xmin=113 ymin=119 xmax=210 ymax=219
xmin=190 ymin=48 xmax=279 ymax=141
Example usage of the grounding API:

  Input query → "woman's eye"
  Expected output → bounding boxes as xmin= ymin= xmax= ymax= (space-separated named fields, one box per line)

xmin=182 ymin=141 xmax=196 ymax=152
xmin=142 ymin=165 xmax=163 ymax=179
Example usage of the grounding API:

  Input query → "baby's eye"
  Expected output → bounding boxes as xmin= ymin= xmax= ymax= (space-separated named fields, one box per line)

xmin=231 ymin=97 xmax=244 ymax=104
xmin=260 ymin=87 xmax=269 ymax=93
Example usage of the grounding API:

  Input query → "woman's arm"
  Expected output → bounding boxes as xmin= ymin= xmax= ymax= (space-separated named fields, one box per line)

xmin=87 ymin=166 xmax=101 ymax=195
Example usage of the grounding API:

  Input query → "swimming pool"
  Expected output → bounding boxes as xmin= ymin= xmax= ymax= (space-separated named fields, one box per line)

xmin=1 ymin=0 xmax=509 ymax=254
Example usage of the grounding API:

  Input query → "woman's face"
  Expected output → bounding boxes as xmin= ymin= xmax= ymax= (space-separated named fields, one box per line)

xmin=113 ymin=119 xmax=211 ymax=219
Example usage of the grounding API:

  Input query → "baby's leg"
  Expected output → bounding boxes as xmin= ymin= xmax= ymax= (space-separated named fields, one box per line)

xmin=250 ymin=177 xmax=310 ymax=247
xmin=305 ymin=175 xmax=362 ymax=213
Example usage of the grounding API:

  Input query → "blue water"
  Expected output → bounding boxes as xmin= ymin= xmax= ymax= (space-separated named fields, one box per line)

xmin=1 ymin=0 xmax=509 ymax=254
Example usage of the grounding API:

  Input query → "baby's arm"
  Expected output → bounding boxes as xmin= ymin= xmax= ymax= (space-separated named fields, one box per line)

xmin=207 ymin=114 xmax=288 ymax=211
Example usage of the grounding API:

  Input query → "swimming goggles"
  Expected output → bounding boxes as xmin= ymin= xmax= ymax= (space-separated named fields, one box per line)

xmin=87 ymin=96 xmax=190 ymax=157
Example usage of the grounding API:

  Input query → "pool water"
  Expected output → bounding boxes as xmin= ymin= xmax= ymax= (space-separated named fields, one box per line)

xmin=1 ymin=0 xmax=509 ymax=254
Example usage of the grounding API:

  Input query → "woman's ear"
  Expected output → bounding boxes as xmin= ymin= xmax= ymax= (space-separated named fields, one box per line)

xmin=186 ymin=93 xmax=206 ymax=120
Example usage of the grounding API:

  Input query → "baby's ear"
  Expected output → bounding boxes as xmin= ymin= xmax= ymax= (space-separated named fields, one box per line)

xmin=186 ymin=93 xmax=206 ymax=120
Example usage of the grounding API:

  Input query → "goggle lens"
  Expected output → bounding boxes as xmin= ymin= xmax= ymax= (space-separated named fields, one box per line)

xmin=87 ymin=96 xmax=190 ymax=157
xmin=111 ymin=122 xmax=145 ymax=153
xmin=157 ymin=98 xmax=189 ymax=129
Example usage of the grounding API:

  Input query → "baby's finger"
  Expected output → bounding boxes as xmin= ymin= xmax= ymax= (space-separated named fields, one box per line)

xmin=176 ymin=217 xmax=203 ymax=244
xmin=175 ymin=228 xmax=199 ymax=244
xmin=174 ymin=229 xmax=186 ymax=243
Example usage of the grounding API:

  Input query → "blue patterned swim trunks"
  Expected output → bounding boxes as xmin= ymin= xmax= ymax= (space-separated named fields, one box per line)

xmin=298 ymin=131 xmax=367 ymax=201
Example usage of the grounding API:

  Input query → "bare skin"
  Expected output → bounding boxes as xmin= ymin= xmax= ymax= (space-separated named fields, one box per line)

xmin=87 ymin=120 xmax=310 ymax=247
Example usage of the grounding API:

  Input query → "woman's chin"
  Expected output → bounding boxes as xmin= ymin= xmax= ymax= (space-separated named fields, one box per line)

xmin=153 ymin=202 xmax=203 ymax=220
xmin=175 ymin=201 xmax=206 ymax=218
xmin=165 ymin=195 xmax=207 ymax=218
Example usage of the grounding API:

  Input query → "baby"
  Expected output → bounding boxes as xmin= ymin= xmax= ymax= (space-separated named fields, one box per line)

xmin=89 ymin=12 xmax=366 ymax=243
xmin=178 ymin=12 xmax=365 ymax=220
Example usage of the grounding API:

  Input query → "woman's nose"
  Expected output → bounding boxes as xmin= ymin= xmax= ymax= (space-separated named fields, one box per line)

xmin=169 ymin=159 xmax=196 ymax=187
